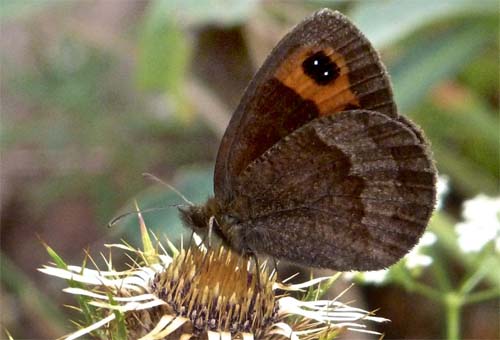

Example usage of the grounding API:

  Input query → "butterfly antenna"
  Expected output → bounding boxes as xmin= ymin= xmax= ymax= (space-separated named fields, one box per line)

xmin=107 ymin=205 xmax=180 ymax=227
xmin=142 ymin=172 xmax=194 ymax=206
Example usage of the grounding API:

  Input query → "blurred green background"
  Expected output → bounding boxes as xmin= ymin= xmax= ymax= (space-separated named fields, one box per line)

xmin=1 ymin=0 xmax=498 ymax=339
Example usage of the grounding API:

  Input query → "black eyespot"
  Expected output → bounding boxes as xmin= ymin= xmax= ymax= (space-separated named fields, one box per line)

xmin=302 ymin=51 xmax=340 ymax=85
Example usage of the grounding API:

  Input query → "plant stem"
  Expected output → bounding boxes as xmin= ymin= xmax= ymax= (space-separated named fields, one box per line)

xmin=431 ymin=251 xmax=452 ymax=291
xmin=411 ymin=281 xmax=443 ymax=302
xmin=445 ymin=293 xmax=462 ymax=340
xmin=458 ymin=257 xmax=491 ymax=295
xmin=465 ymin=287 xmax=500 ymax=305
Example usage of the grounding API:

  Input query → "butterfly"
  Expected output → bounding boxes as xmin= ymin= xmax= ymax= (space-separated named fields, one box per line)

xmin=180 ymin=8 xmax=436 ymax=271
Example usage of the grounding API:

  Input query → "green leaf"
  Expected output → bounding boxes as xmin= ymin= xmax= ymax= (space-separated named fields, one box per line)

xmin=1 ymin=253 xmax=67 ymax=333
xmin=350 ymin=0 xmax=497 ymax=48
xmin=136 ymin=0 xmax=256 ymax=97
xmin=42 ymin=241 xmax=68 ymax=269
xmin=390 ymin=21 xmax=494 ymax=114
xmin=0 ymin=0 xmax=65 ymax=19
xmin=154 ymin=0 xmax=256 ymax=26
xmin=430 ymin=134 xmax=498 ymax=197
xmin=136 ymin=1 xmax=190 ymax=94
xmin=135 ymin=201 xmax=155 ymax=261
xmin=412 ymin=90 xmax=499 ymax=196
xmin=108 ymin=294 xmax=127 ymax=340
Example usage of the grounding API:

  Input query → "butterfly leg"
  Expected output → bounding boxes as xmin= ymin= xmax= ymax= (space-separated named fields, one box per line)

xmin=251 ymin=252 xmax=262 ymax=291
xmin=208 ymin=216 xmax=215 ymax=248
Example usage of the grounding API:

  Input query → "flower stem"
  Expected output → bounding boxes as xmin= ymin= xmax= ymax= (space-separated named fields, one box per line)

xmin=459 ymin=257 xmax=492 ymax=295
xmin=409 ymin=280 xmax=443 ymax=302
xmin=445 ymin=293 xmax=462 ymax=340
xmin=430 ymin=248 xmax=452 ymax=291
xmin=464 ymin=287 xmax=500 ymax=305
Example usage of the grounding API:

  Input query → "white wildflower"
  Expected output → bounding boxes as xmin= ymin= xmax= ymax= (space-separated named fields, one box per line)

xmin=405 ymin=232 xmax=437 ymax=269
xmin=343 ymin=269 xmax=389 ymax=285
xmin=455 ymin=195 xmax=500 ymax=253
xmin=436 ymin=175 xmax=450 ymax=210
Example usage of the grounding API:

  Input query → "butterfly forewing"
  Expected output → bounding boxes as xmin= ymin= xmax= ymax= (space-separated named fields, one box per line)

xmin=214 ymin=9 xmax=396 ymax=202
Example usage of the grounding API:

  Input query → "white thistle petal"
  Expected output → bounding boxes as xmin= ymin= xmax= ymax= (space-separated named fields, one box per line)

xmin=132 ymin=266 xmax=160 ymax=280
xmin=269 ymin=322 xmax=297 ymax=339
xmin=138 ymin=314 xmax=174 ymax=340
xmin=152 ymin=317 xmax=189 ymax=339
xmin=158 ymin=254 xmax=173 ymax=265
xmin=63 ymin=287 xmax=156 ymax=302
xmin=105 ymin=243 xmax=174 ymax=265
xmin=207 ymin=331 xmax=222 ymax=340
xmin=39 ymin=265 xmax=156 ymax=291
xmin=274 ymin=275 xmax=335 ymax=291
xmin=89 ymin=299 xmax=165 ymax=312
xmin=279 ymin=296 xmax=389 ymax=324
xmin=66 ymin=314 xmax=115 ymax=340
xmin=105 ymin=243 xmax=137 ymax=252
xmin=293 ymin=325 xmax=339 ymax=337
xmin=333 ymin=322 xmax=369 ymax=329
xmin=220 ymin=332 xmax=232 ymax=340
xmin=38 ymin=267 xmax=111 ymax=285
xmin=346 ymin=327 xmax=385 ymax=335
xmin=193 ymin=233 xmax=206 ymax=250
xmin=66 ymin=265 xmax=128 ymax=276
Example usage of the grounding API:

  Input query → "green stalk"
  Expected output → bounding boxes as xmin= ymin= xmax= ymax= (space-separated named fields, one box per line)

xmin=465 ymin=288 xmax=500 ymax=305
xmin=445 ymin=293 xmax=462 ymax=340
xmin=430 ymin=249 xmax=452 ymax=291
xmin=459 ymin=257 xmax=493 ymax=295
xmin=410 ymin=281 xmax=443 ymax=302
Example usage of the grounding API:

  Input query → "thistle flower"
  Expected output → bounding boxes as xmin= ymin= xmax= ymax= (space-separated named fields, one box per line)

xmin=39 ymin=217 xmax=388 ymax=339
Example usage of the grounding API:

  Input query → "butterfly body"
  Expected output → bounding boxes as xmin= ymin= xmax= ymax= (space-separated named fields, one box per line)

xmin=180 ymin=9 xmax=436 ymax=271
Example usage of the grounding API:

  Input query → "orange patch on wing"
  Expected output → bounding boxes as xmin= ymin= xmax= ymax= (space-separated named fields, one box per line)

xmin=274 ymin=46 xmax=359 ymax=115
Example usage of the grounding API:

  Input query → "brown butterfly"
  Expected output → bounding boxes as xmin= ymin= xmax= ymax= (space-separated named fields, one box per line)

xmin=180 ymin=9 xmax=436 ymax=271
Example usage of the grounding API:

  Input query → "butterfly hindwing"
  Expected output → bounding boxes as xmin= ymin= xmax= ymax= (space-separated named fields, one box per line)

xmin=227 ymin=110 xmax=436 ymax=270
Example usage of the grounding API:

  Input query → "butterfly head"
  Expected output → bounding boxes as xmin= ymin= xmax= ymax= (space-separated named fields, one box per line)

xmin=179 ymin=198 xmax=255 ymax=256
xmin=178 ymin=198 xmax=217 ymax=234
